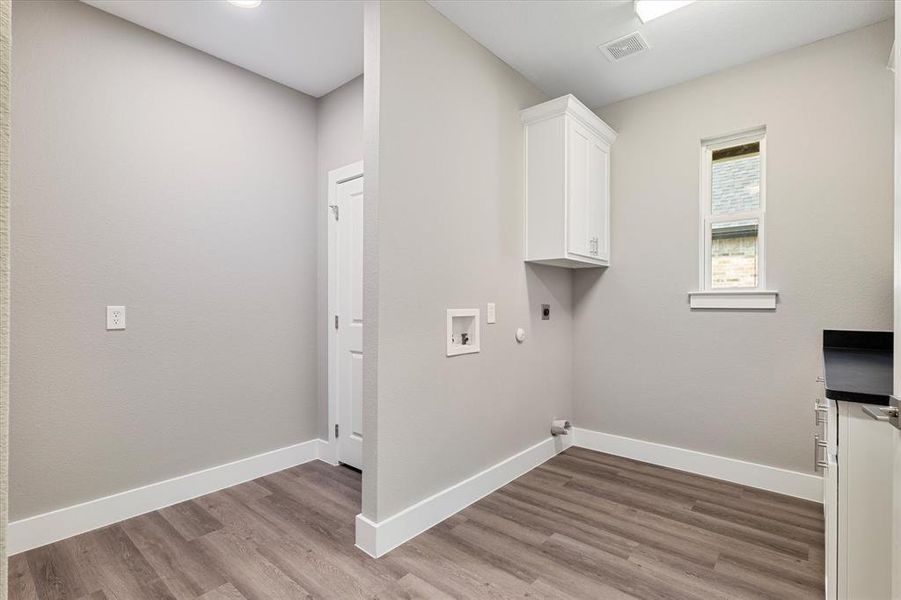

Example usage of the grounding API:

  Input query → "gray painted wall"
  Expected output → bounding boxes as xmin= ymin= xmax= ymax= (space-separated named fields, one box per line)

xmin=368 ymin=0 xmax=573 ymax=520
xmin=10 ymin=0 xmax=319 ymax=520
xmin=316 ymin=76 xmax=364 ymax=439
xmin=362 ymin=0 xmax=381 ymax=518
xmin=574 ymin=20 xmax=894 ymax=475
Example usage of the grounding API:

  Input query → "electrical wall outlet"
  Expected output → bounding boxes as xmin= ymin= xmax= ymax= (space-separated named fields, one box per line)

xmin=106 ymin=306 xmax=126 ymax=330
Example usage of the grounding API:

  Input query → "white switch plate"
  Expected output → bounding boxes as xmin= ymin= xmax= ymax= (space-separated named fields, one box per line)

xmin=486 ymin=303 xmax=496 ymax=324
xmin=106 ymin=306 xmax=125 ymax=330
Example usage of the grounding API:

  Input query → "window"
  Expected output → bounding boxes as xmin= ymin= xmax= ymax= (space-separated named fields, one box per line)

xmin=690 ymin=127 xmax=776 ymax=309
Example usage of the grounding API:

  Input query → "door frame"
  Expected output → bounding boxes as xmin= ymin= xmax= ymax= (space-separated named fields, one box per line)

xmin=325 ymin=160 xmax=364 ymax=466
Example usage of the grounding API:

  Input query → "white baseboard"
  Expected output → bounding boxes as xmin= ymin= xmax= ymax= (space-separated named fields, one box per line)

xmin=573 ymin=427 xmax=822 ymax=503
xmin=12 ymin=427 xmax=819 ymax=557
xmin=355 ymin=435 xmax=572 ymax=558
xmin=9 ymin=438 xmax=329 ymax=555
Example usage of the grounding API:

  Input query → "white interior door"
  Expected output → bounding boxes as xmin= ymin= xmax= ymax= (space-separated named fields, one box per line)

xmin=337 ymin=175 xmax=364 ymax=470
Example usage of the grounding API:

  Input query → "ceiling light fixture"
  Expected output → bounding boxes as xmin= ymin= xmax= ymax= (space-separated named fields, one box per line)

xmin=227 ymin=0 xmax=262 ymax=8
xmin=634 ymin=0 xmax=695 ymax=23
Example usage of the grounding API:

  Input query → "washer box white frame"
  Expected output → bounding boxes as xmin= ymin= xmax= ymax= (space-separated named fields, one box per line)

xmin=446 ymin=308 xmax=480 ymax=356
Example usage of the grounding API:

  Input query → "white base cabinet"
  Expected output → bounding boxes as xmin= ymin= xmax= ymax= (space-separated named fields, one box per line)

xmin=823 ymin=400 xmax=894 ymax=599
xmin=521 ymin=95 xmax=617 ymax=268
xmin=822 ymin=397 xmax=837 ymax=600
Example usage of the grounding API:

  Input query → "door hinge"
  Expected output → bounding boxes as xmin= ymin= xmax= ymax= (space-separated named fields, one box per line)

xmin=335 ymin=315 xmax=339 ymax=329
xmin=335 ymin=424 xmax=339 ymax=438
xmin=329 ymin=204 xmax=339 ymax=221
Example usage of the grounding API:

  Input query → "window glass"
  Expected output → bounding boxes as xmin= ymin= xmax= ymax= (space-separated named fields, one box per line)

xmin=711 ymin=142 xmax=760 ymax=215
xmin=711 ymin=219 xmax=759 ymax=289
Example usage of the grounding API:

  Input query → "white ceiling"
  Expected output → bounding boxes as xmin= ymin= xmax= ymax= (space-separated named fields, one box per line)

xmin=82 ymin=0 xmax=892 ymax=105
xmin=429 ymin=0 xmax=894 ymax=108
xmin=83 ymin=0 xmax=363 ymax=98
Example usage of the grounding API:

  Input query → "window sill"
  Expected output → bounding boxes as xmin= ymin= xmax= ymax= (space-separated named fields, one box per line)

xmin=688 ymin=290 xmax=778 ymax=310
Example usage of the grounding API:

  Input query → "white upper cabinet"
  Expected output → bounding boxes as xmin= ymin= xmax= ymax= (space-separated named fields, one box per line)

xmin=522 ymin=95 xmax=616 ymax=268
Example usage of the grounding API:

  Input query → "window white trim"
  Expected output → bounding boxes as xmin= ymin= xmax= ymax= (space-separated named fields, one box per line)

xmin=688 ymin=290 xmax=778 ymax=310
xmin=693 ymin=126 xmax=772 ymax=309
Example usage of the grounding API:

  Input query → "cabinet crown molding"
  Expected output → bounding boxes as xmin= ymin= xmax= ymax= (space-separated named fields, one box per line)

xmin=521 ymin=94 xmax=617 ymax=146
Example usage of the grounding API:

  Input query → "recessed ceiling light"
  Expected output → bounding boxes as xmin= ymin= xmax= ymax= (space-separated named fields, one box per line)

xmin=634 ymin=0 xmax=695 ymax=23
xmin=227 ymin=0 xmax=262 ymax=8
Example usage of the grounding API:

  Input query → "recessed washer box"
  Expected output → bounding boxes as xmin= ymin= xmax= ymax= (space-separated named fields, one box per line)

xmin=446 ymin=309 xmax=480 ymax=357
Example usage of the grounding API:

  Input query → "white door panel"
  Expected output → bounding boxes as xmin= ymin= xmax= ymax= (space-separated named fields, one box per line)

xmin=566 ymin=119 xmax=592 ymax=258
xmin=566 ymin=117 xmax=606 ymax=261
xmin=588 ymin=138 xmax=609 ymax=261
xmin=338 ymin=175 xmax=364 ymax=470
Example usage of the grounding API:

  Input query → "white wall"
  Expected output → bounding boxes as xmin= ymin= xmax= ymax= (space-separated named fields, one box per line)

xmin=316 ymin=75 xmax=363 ymax=439
xmin=365 ymin=0 xmax=573 ymax=521
xmin=362 ymin=0 xmax=381 ymax=516
xmin=574 ymin=20 xmax=894 ymax=474
xmin=10 ymin=0 xmax=319 ymax=520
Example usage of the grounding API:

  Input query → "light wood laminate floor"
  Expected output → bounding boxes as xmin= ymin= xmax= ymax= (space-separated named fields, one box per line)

xmin=9 ymin=447 xmax=824 ymax=599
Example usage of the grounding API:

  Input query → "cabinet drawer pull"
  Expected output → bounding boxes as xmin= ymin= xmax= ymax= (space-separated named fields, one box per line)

xmin=814 ymin=434 xmax=829 ymax=471
xmin=814 ymin=398 xmax=829 ymax=426
xmin=815 ymin=407 xmax=828 ymax=425
xmin=861 ymin=405 xmax=896 ymax=422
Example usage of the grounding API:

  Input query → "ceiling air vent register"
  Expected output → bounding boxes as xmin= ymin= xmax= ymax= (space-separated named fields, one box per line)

xmin=599 ymin=31 xmax=650 ymax=62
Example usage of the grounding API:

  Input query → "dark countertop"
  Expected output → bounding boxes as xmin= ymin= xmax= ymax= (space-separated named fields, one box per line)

xmin=823 ymin=330 xmax=893 ymax=405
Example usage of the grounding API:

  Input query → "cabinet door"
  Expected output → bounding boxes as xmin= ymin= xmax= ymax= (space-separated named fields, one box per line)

xmin=823 ymin=398 xmax=837 ymax=600
xmin=566 ymin=118 xmax=592 ymax=258
xmin=588 ymin=137 xmax=609 ymax=261
xmin=837 ymin=401 xmax=894 ymax=600
xmin=567 ymin=118 xmax=608 ymax=261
